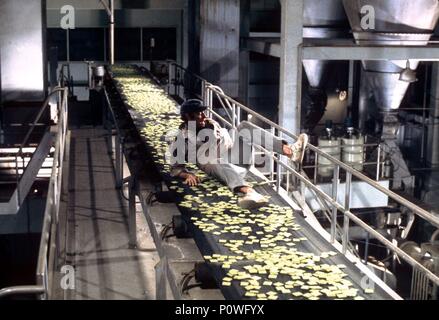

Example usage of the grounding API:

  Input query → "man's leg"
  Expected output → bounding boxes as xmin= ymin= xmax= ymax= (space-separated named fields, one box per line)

xmin=231 ymin=121 xmax=308 ymax=165
xmin=199 ymin=163 xmax=249 ymax=192
xmin=199 ymin=163 xmax=268 ymax=209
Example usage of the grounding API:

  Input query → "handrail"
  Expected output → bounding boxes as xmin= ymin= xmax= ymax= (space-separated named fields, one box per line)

xmin=167 ymin=61 xmax=439 ymax=289
xmin=0 ymin=86 xmax=69 ymax=299
xmin=203 ymin=84 xmax=439 ymax=228
xmin=18 ymin=87 xmax=65 ymax=157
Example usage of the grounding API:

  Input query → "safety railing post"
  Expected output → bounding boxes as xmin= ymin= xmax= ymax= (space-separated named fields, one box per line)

xmin=343 ymin=171 xmax=352 ymax=254
xmin=128 ymin=176 xmax=137 ymax=248
xmin=314 ymin=152 xmax=319 ymax=184
xmin=232 ymin=103 xmax=236 ymax=129
xmin=276 ymin=162 xmax=282 ymax=192
xmin=167 ymin=61 xmax=172 ymax=94
xmin=115 ymin=135 xmax=122 ymax=189
xmin=201 ymin=80 xmax=206 ymax=105
xmin=270 ymin=128 xmax=275 ymax=182
xmin=331 ymin=165 xmax=340 ymax=243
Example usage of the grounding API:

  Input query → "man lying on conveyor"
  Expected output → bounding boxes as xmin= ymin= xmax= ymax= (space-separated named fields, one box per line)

xmin=168 ymin=99 xmax=309 ymax=209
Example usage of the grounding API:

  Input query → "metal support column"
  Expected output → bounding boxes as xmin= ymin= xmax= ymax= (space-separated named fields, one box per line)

xmin=278 ymin=0 xmax=303 ymax=139
xmin=115 ymin=135 xmax=123 ymax=189
xmin=239 ymin=0 xmax=250 ymax=106
xmin=343 ymin=171 xmax=352 ymax=254
xmin=428 ymin=64 xmax=439 ymax=166
xmin=128 ymin=176 xmax=137 ymax=248
xmin=155 ymin=257 xmax=168 ymax=300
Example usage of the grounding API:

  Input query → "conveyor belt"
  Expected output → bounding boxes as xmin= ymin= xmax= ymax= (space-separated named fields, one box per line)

xmin=106 ymin=65 xmax=394 ymax=300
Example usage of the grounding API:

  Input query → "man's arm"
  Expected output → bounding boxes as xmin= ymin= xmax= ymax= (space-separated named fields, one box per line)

xmin=168 ymin=128 xmax=200 ymax=186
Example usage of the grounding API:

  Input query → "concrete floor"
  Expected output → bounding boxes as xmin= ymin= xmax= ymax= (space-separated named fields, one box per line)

xmin=65 ymin=127 xmax=159 ymax=300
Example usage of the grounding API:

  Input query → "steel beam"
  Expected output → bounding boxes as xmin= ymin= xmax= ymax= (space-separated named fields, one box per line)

xmin=278 ymin=0 xmax=303 ymax=137
xmin=246 ymin=38 xmax=439 ymax=61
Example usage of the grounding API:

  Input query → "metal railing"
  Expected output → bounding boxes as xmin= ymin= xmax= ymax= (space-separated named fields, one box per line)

xmin=166 ymin=61 xmax=439 ymax=289
xmin=13 ymin=87 xmax=65 ymax=205
xmin=103 ymin=88 xmax=125 ymax=191
xmin=0 ymin=86 xmax=69 ymax=299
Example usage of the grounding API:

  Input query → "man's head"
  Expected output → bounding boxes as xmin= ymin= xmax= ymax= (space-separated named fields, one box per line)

xmin=180 ymin=99 xmax=208 ymax=128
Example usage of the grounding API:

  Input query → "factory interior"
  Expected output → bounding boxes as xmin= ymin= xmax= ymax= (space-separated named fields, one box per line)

xmin=0 ymin=0 xmax=439 ymax=301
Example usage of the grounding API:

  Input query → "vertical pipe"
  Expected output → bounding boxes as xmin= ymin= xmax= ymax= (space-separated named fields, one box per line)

xmin=109 ymin=0 xmax=115 ymax=65
xmin=421 ymin=64 xmax=429 ymax=160
xmin=140 ymin=28 xmax=143 ymax=62
xmin=376 ymin=145 xmax=381 ymax=181
xmin=343 ymin=171 xmax=352 ymax=254
xmin=314 ymin=153 xmax=318 ymax=184
xmin=331 ymin=165 xmax=339 ymax=243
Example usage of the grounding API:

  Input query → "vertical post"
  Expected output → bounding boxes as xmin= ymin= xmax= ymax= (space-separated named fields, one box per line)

xmin=276 ymin=164 xmax=282 ymax=192
xmin=140 ymin=28 xmax=143 ymax=62
xmin=232 ymin=103 xmax=236 ymax=128
xmin=278 ymin=0 xmax=303 ymax=138
xmin=208 ymin=88 xmax=213 ymax=118
xmin=348 ymin=60 xmax=355 ymax=111
xmin=427 ymin=63 xmax=439 ymax=167
xmin=155 ymin=257 xmax=168 ymax=299
xmin=239 ymin=0 xmax=250 ymax=106
xmin=115 ymin=136 xmax=122 ymax=189
xmin=109 ymin=0 xmax=115 ymax=65
xmin=128 ymin=176 xmax=137 ymax=248
xmin=331 ymin=165 xmax=340 ymax=243
xmin=270 ymin=128 xmax=275 ymax=182
xmin=201 ymin=80 xmax=206 ymax=104
xmin=343 ymin=171 xmax=352 ymax=254
xmin=314 ymin=153 xmax=318 ymax=184
xmin=376 ymin=145 xmax=381 ymax=181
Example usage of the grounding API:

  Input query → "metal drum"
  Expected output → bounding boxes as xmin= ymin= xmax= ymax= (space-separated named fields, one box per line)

xmin=342 ymin=135 xmax=364 ymax=171
xmin=317 ymin=137 xmax=341 ymax=177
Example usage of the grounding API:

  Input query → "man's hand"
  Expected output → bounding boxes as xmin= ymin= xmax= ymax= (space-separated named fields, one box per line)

xmin=180 ymin=172 xmax=201 ymax=186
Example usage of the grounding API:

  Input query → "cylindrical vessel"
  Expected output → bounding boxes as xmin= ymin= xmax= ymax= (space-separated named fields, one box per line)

xmin=342 ymin=135 xmax=364 ymax=171
xmin=318 ymin=137 xmax=341 ymax=177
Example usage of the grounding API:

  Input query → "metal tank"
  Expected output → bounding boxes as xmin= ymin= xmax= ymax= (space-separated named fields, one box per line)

xmin=342 ymin=0 xmax=439 ymax=112
xmin=318 ymin=137 xmax=342 ymax=177
xmin=317 ymin=121 xmax=342 ymax=177
xmin=342 ymin=135 xmax=365 ymax=171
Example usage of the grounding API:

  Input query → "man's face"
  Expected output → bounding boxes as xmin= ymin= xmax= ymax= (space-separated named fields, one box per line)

xmin=186 ymin=111 xmax=207 ymax=128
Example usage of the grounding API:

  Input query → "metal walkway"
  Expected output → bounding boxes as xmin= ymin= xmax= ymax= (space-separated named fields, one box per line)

xmin=64 ymin=127 xmax=158 ymax=300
